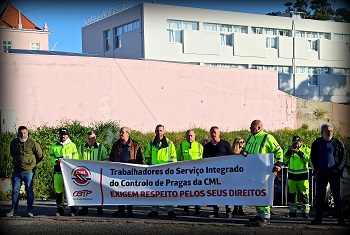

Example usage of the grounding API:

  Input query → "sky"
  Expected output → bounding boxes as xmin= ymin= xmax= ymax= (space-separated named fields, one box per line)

xmin=1 ymin=0 xmax=349 ymax=53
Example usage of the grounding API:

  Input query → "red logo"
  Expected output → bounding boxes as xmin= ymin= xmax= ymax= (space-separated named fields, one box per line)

xmin=71 ymin=166 xmax=91 ymax=186
xmin=73 ymin=190 xmax=92 ymax=197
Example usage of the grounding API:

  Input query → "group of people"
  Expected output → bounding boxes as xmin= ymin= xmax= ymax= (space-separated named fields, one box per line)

xmin=6 ymin=120 xmax=347 ymax=227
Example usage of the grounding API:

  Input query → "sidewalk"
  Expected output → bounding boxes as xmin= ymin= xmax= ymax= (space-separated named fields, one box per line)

xmin=0 ymin=199 xmax=349 ymax=229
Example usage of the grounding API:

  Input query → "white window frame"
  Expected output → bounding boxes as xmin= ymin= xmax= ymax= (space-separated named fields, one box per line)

xmin=29 ymin=41 xmax=40 ymax=50
xmin=308 ymin=75 xmax=318 ymax=86
xmin=2 ymin=40 xmax=12 ymax=53
xmin=167 ymin=20 xmax=198 ymax=43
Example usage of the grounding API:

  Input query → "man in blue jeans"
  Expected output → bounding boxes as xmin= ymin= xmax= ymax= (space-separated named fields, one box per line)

xmin=6 ymin=126 xmax=43 ymax=218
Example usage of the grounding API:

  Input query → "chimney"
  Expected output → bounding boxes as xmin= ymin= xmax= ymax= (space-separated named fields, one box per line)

xmin=18 ymin=10 xmax=22 ymax=29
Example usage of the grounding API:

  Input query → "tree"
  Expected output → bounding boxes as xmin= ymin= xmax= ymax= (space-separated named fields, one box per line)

xmin=266 ymin=0 xmax=350 ymax=23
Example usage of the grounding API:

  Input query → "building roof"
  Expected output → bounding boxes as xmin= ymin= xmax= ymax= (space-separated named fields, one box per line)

xmin=0 ymin=3 xmax=41 ymax=30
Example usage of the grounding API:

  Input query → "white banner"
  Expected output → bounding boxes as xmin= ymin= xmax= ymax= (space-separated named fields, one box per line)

xmin=61 ymin=154 xmax=275 ymax=206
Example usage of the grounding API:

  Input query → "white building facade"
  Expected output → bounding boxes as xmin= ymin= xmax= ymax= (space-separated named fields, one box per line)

xmin=82 ymin=3 xmax=350 ymax=104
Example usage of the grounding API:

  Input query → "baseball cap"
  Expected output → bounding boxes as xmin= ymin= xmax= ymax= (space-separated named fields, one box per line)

xmin=292 ymin=136 xmax=302 ymax=142
xmin=59 ymin=128 xmax=69 ymax=135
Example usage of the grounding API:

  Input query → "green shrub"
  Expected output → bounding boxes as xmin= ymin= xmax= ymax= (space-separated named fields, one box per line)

xmin=1 ymin=120 xmax=349 ymax=201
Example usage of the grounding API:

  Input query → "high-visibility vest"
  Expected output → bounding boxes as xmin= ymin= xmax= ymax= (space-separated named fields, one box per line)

xmin=144 ymin=137 xmax=176 ymax=165
xmin=242 ymin=130 xmax=283 ymax=164
xmin=78 ymin=143 xmax=108 ymax=161
xmin=177 ymin=140 xmax=203 ymax=161
xmin=283 ymin=145 xmax=310 ymax=174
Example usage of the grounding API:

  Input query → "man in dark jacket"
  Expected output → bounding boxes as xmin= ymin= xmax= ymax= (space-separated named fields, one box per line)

xmin=109 ymin=126 xmax=143 ymax=217
xmin=310 ymin=123 xmax=347 ymax=226
xmin=6 ymin=126 xmax=43 ymax=218
xmin=203 ymin=126 xmax=234 ymax=218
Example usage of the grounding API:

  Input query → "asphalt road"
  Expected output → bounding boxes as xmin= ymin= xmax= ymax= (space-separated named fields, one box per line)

xmin=0 ymin=200 xmax=349 ymax=235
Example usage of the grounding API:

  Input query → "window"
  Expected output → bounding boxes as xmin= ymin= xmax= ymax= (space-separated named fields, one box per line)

xmin=30 ymin=42 xmax=40 ymax=50
xmin=295 ymin=31 xmax=330 ymax=39
xmin=2 ymin=40 xmax=12 ymax=53
xmin=251 ymin=65 xmax=290 ymax=73
xmin=266 ymin=37 xmax=277 ymax=48
xmin=167 ymin=20 xmax=198 ymax=43
xmin=220 ymin=34 xmax=232 ymax=46
xmin=308 ymin=40 xmax=317 ymax=51
xmin=104 ymin=30 xmax=111 ymax=51
xmin=308 ymin=75 xmax=317 ymax=86
xmin=333 ymin=33 xmax=350 ymax=41
xmin=113 ymin=20 xmax=140 ymax=49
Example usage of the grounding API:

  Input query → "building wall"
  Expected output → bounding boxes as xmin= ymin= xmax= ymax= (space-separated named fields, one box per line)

xmin=1 ymin=53 xmax=298 ymax=133
xmin=81 ymin=4 xmax=143 ymax=59
xmin=81 ymin=3 xmax=350 ymax=104
xmin=0 ymin=29 xmax=49 ymax=50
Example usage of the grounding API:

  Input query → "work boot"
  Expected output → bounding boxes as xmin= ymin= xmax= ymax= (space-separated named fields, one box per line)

xmin=194 ymin=206 xmax=200 ymax=215
xmin=182 ymin=207 xmax=189 ymax=216
xmin=70 ymin=207 xmax=77 ymax=216
xmin=225 ymin=208 xmax=231 ymax=218
xmin=167 ymin=211 xmax=176 ymax=217
xmin=238 ymin=209 xmax=245 ymax=216
xmin=78 ymin=206 xmax=88 ymax=215
xmin=257 ymin=218 xmax=270 ymax=226
xmin=147 ymin=210 xmax=158 ymax=217
xmin=112 ymin=210 xmax=126 ymax=216
xmin=302 ymin=213 xmax=309 ymax=219
xmin=126 ymin=210 xmax=134 ymax=217
xmin=208 ymin=212 xmax=219 ymax=218
xmin=55 ymin=207 xmax=64 ymax=216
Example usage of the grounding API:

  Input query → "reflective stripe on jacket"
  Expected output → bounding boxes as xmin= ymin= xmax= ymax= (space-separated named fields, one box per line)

xmin=283 ymin=145 xmax=310 ymax=175
xmin=242 ymin=130 xmax=283 ymax=165
xmin=144 ymin=137 xmax=176 ymax=165
xmin=78 ymin=142 xmax=108 ymax=161
xmin=177 ymin=140 xmax=203 ymax=161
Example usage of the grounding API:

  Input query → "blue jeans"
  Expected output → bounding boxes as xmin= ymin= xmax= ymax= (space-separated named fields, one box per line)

xmin=11 ymin=172 xmax=34 ymax=212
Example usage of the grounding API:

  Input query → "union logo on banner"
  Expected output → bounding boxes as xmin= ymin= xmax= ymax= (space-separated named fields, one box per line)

xmin=71 ymin=166 xmax=91 ymax=186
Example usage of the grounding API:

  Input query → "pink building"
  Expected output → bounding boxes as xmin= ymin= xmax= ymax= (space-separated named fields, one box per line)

xmin=0 ymin=3 xmax=50 ymax=52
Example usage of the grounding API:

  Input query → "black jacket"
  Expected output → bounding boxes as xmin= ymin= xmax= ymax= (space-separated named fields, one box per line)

xmin=311 ymin=137 xmax=347 ymax=176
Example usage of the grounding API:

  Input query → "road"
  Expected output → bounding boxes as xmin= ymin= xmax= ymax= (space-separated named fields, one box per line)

xmin=0 ymin=200 xmax=349 ymax=235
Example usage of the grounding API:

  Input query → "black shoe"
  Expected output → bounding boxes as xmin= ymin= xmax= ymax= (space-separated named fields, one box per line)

xmin=238 ymin=210 xmax=245 ymax=216
xmin=78 ymin=207 xmax=88 ymax=216
xmin=287 ymin=212 xmax=297 ymax=218
xmin=55 ymin=207 xmax=64 ymax=216
xmin=70 ymin=207 xmax=77 ymax=216
xmin=232 ymin=210 xmax=238 ymax=216
xmin=126 ymin=210 xmax=134 ymax=217
xmin=97 ymin=207 xmax=104 ymax=216
xmin=168 ymin=211 xmax=176 ymax=217
xmin=310 ymin=218 xmax=322 ymax=225
xmin=112 ymin=210 xmax=126 ymax=216
xmin=147 ymin=211 xmax=158 ymax=217
xmin=249 ymin=216 xmax=261 ymax=222
xmin=208 ymin=212 xmax=219 ymax=218
xmin=302 ymin=213 xmax=309 ymax=219
xmin=337 ymin=217 xmax=345 ymax=226
xmin=257 ymin=218 xmax=270 ymax=226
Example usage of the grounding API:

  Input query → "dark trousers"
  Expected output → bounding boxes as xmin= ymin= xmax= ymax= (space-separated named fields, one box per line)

xmin=315 ymin=171 xmax=343 ymax=219
xmin=118 ymin=205 xmax=133 ymax=212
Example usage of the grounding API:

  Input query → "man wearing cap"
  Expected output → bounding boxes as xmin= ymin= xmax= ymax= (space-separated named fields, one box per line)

xmin=283 ymin=136 xmax=311 ymax=219
xmin=50 ymin=128 xmax=79 ymax=216
xmin=77 ymin=131 xmax=108 ymax=216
